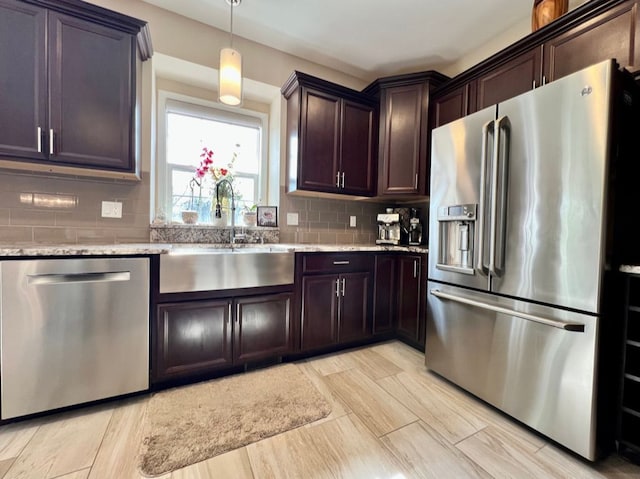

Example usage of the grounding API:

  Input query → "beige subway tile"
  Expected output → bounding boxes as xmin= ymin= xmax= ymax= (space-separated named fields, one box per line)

xmin=0 ymin=209 xmax=8 ymax=225
xmin=113 ymin=227 xmax=151 ymax=243
xmin=319 ymin=211 xmax=338 ymax=223
xmin=33 ymin=227 xmax=77 ymax=244
xmin=306 ymin=210 xmax=320 ymax=222
xmin=55 ymin=209 xmax=98 ymax=227
xmin=318 ymin=231 xmax=337 ymax=244
xmin=96 ymin=213 xmax=149 ymax=228
xmin=336 ymin=232 xmax=355 ymax=244
xmin=279 ymin=231 xmax=296 ymax=243
xmin=308 ymin=222 xmax=330 ymax=231
xmin=75 ymin=228 xmax=116 ymax=244
xmin=0 ymin=226 xmax=33 ymax=243
xmin=328 ymin=222 xmax=347 ymax=231
xmin=298 ymin=232 xmax=319 ymax=244
xmin=10 ymin=209 xmax=55 ymax=226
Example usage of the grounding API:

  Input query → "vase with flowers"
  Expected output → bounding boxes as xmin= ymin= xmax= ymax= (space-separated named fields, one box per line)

xmin=192 ymin=145 xmax=239 ymax=225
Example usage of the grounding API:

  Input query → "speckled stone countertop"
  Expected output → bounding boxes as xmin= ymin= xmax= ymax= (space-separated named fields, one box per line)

xmin=0 ymin=243 xmax=429 ymax=257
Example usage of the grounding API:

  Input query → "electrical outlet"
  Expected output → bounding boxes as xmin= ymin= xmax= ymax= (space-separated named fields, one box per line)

xmin=349 ymin=215 xmax=357 ymax=227
xmin=287 ymin=213 xmax=299 ymax=226
xmin=101 ymin=201 xmax=122 ymax=218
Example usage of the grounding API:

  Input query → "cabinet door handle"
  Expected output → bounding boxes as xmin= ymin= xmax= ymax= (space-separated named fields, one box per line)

xmin=532 ymin=80 xmax=536 ymax=89
xmin=341 ymin=172 xmax=345 ymax=188
xmin=413 ymin=260 xmax=418 ymax=279
xmin=336 ymin=172 xmax=341 ymax=188
xmin=236 ymin=303 xmax=240 ymax=323
xmin=37 ymin=127 xmax=42 ymax=153
xmin=335 ymin=278 xmax=340 ymax=297
xmin=542 ymin=75 xmax=547 ymax=85
xmin=228 ymin=303 xmax=232 ymax=325
xmin=49 ymin=129 xmax=54 ymax=155
xmin=414 ymin=173 xmax=419 ymax=190
xmin=341 ymin=277 xmax=346 ymax=296
xmin=333 ymin=260 xmax=350 ymax=265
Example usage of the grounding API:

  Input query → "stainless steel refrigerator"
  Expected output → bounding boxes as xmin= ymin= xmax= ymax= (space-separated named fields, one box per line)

xmin=426 ymin=59 xmax=637 ymax=460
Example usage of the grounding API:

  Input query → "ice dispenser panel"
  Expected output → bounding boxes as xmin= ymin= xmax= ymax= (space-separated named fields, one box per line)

xmin=437 ymin=204 xmax=477 ymax=275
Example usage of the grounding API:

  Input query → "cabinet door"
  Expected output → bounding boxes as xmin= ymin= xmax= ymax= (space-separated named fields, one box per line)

xmin=340 ymin=100 xmax=375 ymax=195
xmin=155 ymin=300 xmax=233 ymax=381
xmin=396 ymin=256 xmax=422 ymax=343
xmin=378 ymin=84 xmax=426 ymax=195
xmin=543 ymin=1 xmax=640 ymax=82
xmin=373 ymin=255 xmax=396 ymax=334
xmin=234 ymin=293 xmax=293 ymax=363
xmin=476 ymin=47 xmax=542 ymax=111
xmin=431 ymin=82 xmax=476 ymax=128
xmin=299 ymin=88 xmax=340 ymax=192
xmin=48 ymin=11 xmax=134 ymax=170
xmin=300 ymin=274 xmax=338 ymax=350
xmin=338 ymin=272 xmax=371 ymax=343
xmin=0 ymin=0 xmax=46 ymax=161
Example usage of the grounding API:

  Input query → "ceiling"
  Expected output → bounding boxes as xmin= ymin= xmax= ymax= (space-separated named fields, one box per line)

xmin=140 ymin=0 xmax=579 ymax=80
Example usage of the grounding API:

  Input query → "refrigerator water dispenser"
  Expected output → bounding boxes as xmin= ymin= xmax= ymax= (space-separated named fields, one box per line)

xmin=436 ymin=204 xmax=477 ymax=274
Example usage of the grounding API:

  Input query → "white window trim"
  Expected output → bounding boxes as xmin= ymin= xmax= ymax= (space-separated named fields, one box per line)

xmin=156 ymin=90 xmax=269 ymax=223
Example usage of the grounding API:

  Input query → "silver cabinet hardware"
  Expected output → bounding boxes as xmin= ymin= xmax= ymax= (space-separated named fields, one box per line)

xmin=333 ymin=260 xmax=350 ymax=265
xmin=28 ymin=271 xmax=130 ymax=285
xmin=414 ymin=173 xmax=419 ymax=189
xmin=37 ymin=127 xmax=42 ymax=153
xmin=341 ymin=172 xmax=345 ymax=188
xmin=335 ymin=278 xmax=340 ymax=297
xmin=341 ymin=277 xmax=346 ymax=296
xmin=49 ymin=129 xmax=54 ymax=155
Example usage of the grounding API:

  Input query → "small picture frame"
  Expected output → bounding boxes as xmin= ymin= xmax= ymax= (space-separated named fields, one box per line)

xmin=256 ymin=206 xmax=278 ymax=227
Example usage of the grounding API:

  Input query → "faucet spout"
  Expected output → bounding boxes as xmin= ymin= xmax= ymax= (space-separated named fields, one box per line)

xmin=215 ymin=179 xmax=236 ymax=243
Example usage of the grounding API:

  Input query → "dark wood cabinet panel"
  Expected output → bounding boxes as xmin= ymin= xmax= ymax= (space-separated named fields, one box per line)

xmin=234 ymin=293 xmax=293 ymax=363
xmin=396 ymin=255 xmax=423 ymax=344
xmin=340 ymin=100 xmax=375 ymax=195
xmin=48 ymin=11 xmax=134 ymax=170
xmin=282 ymin=71 xmax=376 ymax=197
xmin=544 ymin=1 xmax=640 ymax=82
xmin=299 ymin=88 xmax=341 ymax=192
xmin=0 ymin=0 xmax=47 ymax=162
xmin=378 ymin=83 xmax=426 ymax=195
xmin=476 ymin=48 xmax=542 ymax=111
xmin=338 ymin=272 xmax=371 ymax=343
xmin=373 ymin=255 xmax=396 ymax=334
xmin=432 ymin=83 xmax=475 ymax=128
xmin=300 ymin=274 xmax=339 ymax=350
xmin=155 ymin=300 xmax=233 ymax=381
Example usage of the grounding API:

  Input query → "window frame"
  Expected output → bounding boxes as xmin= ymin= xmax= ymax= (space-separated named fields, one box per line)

xmin=156 ymin=90 xmax=268 ymax=224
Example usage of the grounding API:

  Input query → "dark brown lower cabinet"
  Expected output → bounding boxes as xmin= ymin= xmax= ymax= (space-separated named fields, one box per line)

xmin=373 ymin=253 xmax=427 ymax=349
xmin=300 ymin=272 xmax=371 ymax=350
xmin=373 ymin=254 xmax=396 ymax=334
xmin=154 ymin=292 xmax=293 ymax=383
xmin=234 ymin=293 xmax=292 ymax=363
xmin=155 ymin=299 xmax=233 ymax=381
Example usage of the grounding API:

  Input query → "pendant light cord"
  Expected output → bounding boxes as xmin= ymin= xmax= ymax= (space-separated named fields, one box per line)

xmin=229 ymin=0 xmax=234 ymax=48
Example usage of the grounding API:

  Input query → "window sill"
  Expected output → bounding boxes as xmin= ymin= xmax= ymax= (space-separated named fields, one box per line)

xmin=150 ymin=223 xmax=279 ymax=244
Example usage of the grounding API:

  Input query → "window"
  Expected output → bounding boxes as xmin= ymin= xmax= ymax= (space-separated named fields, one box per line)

xmin=158 ymin=93 xmax=267 ymax=224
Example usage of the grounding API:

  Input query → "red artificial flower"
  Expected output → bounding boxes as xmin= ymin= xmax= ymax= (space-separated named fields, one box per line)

xmin=220 ymin=168 xmax=228 ymax=176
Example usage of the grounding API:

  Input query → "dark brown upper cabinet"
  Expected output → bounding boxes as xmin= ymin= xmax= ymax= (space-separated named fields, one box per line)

xmin=433 ymin=0 xmax=640 ymax=127
xmin=364 ymin=72 xmax=448 ymax=198
xmin=0 ymin=0 xmax=151 ymax=179
xmin=282 ymin=71 xmax=376 ymax=197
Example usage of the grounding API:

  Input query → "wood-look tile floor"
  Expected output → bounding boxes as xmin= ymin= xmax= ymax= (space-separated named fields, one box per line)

xmin=1 ymin=340 xmax=639 ymax=479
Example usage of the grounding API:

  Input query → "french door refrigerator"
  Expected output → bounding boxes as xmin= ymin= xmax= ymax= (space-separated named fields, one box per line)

xmin=426 ymin=59 xmax=638 ymax=460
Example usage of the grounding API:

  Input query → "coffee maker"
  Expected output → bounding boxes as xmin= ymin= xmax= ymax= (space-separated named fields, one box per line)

xmin=408 ymin=208 xmax=423 ymax=245
xmin=376 ymin=208 xmax=402 ymax=245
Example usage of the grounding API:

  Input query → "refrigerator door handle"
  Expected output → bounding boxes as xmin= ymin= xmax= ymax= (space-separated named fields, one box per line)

xmin=491 ymin=115 xmax=510 ymax=276
xmin=429 ymin=289 xmax=585 ymax=332
xmin=477 ymin=120 xmax=494 ymax=275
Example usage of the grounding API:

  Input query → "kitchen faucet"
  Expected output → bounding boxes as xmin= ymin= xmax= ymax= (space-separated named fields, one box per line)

xmin=215 ymin=179 xmax=244 ymax=244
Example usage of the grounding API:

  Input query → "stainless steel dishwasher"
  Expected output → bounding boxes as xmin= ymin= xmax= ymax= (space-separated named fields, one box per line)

xmin=0 ymin=257 xmax=149 ymax=419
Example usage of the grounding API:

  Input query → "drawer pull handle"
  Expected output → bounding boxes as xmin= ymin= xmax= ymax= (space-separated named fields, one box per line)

xmin=28 ymin=271 xmax=130 ymax=285
xmin=333 ymin=260 xmax=350 ymax=265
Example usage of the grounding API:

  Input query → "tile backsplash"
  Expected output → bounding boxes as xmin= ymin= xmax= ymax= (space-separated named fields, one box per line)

xmin=0 ymin=169 xmax=150 ymax=245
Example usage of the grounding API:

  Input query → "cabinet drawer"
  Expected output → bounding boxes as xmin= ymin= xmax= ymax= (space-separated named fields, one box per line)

xmin=301 ymin=253 xmax=372 ymax=273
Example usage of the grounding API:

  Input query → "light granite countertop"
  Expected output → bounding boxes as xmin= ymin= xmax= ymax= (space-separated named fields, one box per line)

xmin=0 ymin=243 xmax=428 ymax=257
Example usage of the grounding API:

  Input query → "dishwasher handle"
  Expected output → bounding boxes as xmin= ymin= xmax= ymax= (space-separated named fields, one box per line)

xmin=27 ymin=271 xmax=131 ymax=285
xmin=430 ymin=289 xmax=585 ymax=332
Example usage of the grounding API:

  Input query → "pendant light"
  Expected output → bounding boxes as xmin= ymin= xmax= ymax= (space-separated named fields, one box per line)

xmin=219 ymin=0 xmax=242 ymax=106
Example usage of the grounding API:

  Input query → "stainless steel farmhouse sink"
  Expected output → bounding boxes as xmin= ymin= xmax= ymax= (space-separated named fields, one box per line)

xmin=159 ymin=246 xmax=295 ymax=293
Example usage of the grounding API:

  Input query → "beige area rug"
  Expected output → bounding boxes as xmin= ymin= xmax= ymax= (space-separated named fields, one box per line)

xmin=138 ymin=363 xmax=332 ymax=476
